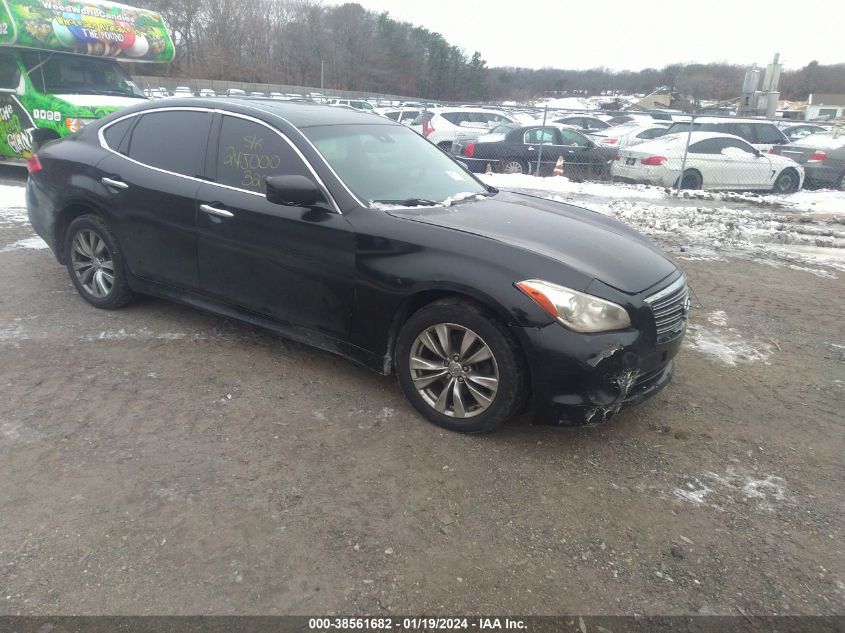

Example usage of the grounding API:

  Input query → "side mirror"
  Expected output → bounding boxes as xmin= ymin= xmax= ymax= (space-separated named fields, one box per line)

xmin=266 ymin=175 xmax=324 ymax=207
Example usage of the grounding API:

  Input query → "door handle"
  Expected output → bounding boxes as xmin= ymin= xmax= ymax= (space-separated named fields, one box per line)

xmin=101 ymin=177 xmax=128 ymax=190
xmin=200 ymin=204 xmax=234 ymax=219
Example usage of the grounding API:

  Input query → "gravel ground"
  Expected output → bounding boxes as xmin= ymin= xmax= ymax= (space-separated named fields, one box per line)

xmin=0 ymin=166 xmax=843 ymax=615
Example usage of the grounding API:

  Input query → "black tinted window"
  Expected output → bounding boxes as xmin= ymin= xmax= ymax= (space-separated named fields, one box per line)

xmin=441 ymin=112 xmax=467 ymax=125
xmin=127 ymin=111 xmax=212 ymax=177
xmin=688 ymin=139 xmax=723 ymax=154
xmin=102 ymin=117 xmax=135 ymax=151
xmin=0 ymin=52 xmax=20 ymax=89
xmin=216 ymin=116 xmax=309 ymax=192
xmin=754 ymin=124 xmax=786 ymax=144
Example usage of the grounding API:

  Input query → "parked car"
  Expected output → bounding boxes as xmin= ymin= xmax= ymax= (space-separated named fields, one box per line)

xmin=173 ymin=86 xmax=194 ymax=98
xmin=664 ymin=117 xmax=789 ymax=150
xmin=611 ymin=131 xmax=803 ymax=192
xmin=770 ymin=133 xmax=845 ymax=190
xmin=589 ymin=123 xmax=669 ymax=148
xmin=552 ymin=115 xmax=611 ymax=131
xmin=199 ymin=88 xmax=216 ymax=98
xmin=607 ymin=113 xmax=673 ymax=126
xmin=778 ymin=123 xmax=830 ymax=142
xmin=411 ymin=108 xmax=518 ymax=150
xmin=329 ymin=99 xmax=375 ymax=112
xmin=375 ymin=107 xmax=421 ymax=126
xmin=453 ymin=123 xmax=616 ymax=178
xmin=26 ymin=98 xmax=687 ymax=433
xmin=226 ymin=88 xmax=246 ymax=97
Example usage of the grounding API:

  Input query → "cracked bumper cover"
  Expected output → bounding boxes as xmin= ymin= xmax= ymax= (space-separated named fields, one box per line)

xmin=519 ymin=321 xmax=684 ymax=426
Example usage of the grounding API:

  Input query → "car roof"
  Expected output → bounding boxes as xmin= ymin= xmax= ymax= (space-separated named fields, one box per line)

xmin=656 ymin=131 xmax=751 ymax=143
xmin=681 ymin=117 xmax=778 ymax=125
xmin=126 ymin=98 xmax=395 ymax=128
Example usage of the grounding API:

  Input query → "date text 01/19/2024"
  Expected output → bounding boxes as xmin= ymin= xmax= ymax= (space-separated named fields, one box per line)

xmin=308 ymin=618 xmax=527 ymax=630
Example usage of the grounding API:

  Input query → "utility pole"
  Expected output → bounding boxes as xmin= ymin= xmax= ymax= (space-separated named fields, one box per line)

xmin=320 ymin=61 xmax=324 ymax=91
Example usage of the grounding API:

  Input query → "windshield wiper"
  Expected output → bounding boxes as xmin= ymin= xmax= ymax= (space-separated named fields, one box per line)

xmin=374 ymin=198 xmax=439 ymax=207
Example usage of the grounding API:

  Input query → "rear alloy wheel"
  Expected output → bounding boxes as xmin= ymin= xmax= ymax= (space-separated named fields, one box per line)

xmin=678 ymin=169 xmax=702 ymax=190
xmin=772 ymin=168 xmax=800 ymax=194
xmin=396 ymin=300 xmax=527 ymax=433
xmin=65 ymin=215 xmax=134 ymax=309
xmin=502 ymin=158 xmax=528 ymax=175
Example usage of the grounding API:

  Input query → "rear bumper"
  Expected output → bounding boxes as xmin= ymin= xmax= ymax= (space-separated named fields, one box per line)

xmin=519 ymin=321 xmax=684 ymax=426
xmin=802 ymin=163 xmax=843 ymax=189
xmin=611 ymin=161 xmax=678 ymax=187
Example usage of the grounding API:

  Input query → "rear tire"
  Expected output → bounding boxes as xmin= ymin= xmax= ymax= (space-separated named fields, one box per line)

xmin=395 ymin=299 xmax=528 ymax=433
xmin=502 ymin=158 xmax=529 ymax=175
xmin=65 ymin=214 xmax=135 ymax=310
xmin=772 ymin=168 xmax=800 ymax=194
xmin=678 ymin=169 xmax=702 ymax=190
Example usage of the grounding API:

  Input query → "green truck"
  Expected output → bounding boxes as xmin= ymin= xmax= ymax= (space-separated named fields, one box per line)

xmin=0 ymin=0 xmax=174 ymax=163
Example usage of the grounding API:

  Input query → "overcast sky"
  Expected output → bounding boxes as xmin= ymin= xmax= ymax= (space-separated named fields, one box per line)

xmin=323 ymin=0 xmax=843 ymax=71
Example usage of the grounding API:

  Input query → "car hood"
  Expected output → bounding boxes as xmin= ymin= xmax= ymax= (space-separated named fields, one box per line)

xmin=385 ymin=192 xmax=678 ymax=294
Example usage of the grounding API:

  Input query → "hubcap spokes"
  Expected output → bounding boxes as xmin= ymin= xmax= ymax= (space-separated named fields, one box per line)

xmin=410 ymin=323 xmax=499 ymax=419
xmin=71 ymin=230 xmax=114 ymax=298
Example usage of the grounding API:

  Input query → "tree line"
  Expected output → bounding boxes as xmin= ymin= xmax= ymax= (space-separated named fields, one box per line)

xmin=133 ymin=0 xmax=845 ymax=104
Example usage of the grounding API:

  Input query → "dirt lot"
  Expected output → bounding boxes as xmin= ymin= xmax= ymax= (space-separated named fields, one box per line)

xmin=0 ymin=166 xmax=843 ymax=616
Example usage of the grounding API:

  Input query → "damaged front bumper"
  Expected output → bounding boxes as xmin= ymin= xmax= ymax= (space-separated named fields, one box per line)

xmin=520 ymin=321 xmax=684 ymax=426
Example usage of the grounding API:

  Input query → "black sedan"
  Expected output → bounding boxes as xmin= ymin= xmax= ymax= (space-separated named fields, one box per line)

xmin=771 ymin=133 xmax=845 ymax=190
xmin=452 ymin=124 xmax=616 ymax=179
xmin=26 ymin=99 xmax=687 ymax=433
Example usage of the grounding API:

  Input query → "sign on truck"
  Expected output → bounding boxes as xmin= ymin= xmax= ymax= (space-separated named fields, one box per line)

xmin=0 ymin=0 xmax=175 ymax=163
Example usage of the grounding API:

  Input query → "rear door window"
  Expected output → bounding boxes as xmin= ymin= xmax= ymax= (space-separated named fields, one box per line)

xmin=127 ymin=110 xmax=213 ymax=178
xmin=558 ymin=128 xmax=591 ymax=147
xmin=523 ymin=127 xmax=556 ymax=144
xmin=214 ymin=115 xmax=310 ymax=193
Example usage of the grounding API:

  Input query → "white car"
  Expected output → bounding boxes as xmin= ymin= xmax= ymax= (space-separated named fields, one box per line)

xmin=198 ymin=88 xmax=216 ymax=97
xmin=611 ymin=132 xmax=804 ymax=192
xmin=411 ymin=108 xmax=518 ymax=150
xmin=329 ymin=99 xmax=375 ymax=112
xmin=589 ymin=123 xmax=669 ymax=149
xmin=375 ymin=107 xmax=422 ymax=125
xmin=173 ymin=86 xmax=194 ymax=97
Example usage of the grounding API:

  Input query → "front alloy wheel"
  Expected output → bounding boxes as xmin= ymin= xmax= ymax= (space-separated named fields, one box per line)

xmin=396 ymin=299 xmax=527 ymax=433
xmin=409 ymin=323 xmax=499 ymax=419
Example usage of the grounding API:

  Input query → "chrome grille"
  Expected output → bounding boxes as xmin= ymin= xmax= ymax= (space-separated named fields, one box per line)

xmin=645 ymin=276 xmax=689 ymax=339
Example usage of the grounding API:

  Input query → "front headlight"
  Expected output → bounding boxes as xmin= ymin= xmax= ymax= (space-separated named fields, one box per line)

xmin=516 ymin=279 xmax=631 ymax=333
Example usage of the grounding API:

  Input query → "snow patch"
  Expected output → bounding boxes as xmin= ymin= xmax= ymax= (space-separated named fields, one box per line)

xmin=83 ymin=328 xmax=206 ymax=342
xmin=686 ymin=310 xmax=774 ymax=367
xmin=674 ymin=468 xmax=788 ymax=512
xmin=0 ymin=237 xmax=48 ymax=253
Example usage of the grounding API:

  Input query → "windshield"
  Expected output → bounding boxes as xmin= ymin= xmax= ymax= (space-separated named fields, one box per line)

xmin=21 ymin=52 xmax=144 ymax=98
xmin=303 ymin=124 xmax=488 ymax=205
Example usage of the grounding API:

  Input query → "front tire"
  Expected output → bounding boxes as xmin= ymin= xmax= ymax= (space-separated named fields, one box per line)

xmin=65 ymin=214 xmax=134 ymax=309
xmin=772 ymin=168 xmax=800 ymax=194
xmin=395 ymin=299 xmax=528 ymax=433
